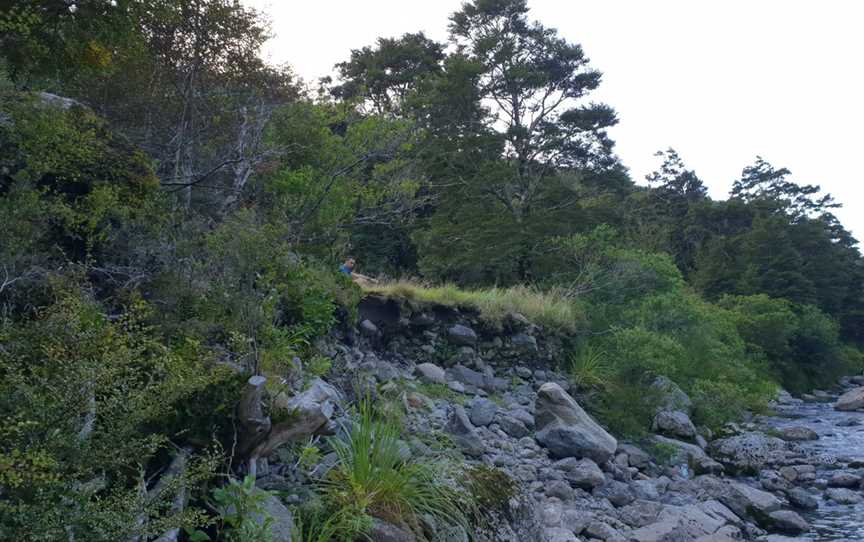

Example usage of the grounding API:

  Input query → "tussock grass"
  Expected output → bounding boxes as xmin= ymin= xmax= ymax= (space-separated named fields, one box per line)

xmin=363 ymin=280 xmax=582 ymax=333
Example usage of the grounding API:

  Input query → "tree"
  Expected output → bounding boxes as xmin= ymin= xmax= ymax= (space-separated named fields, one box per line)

xmin=448 ymin=0 xmax=618 ymax=218
xmin=332 ymin=32 xmax=445 ymax=116
xmin=731 ymin=157 xmax=839 ymax=221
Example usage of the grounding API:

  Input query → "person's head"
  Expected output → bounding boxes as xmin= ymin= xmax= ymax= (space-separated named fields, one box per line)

xmin=344 ymin=257 xmax=355 ymax=270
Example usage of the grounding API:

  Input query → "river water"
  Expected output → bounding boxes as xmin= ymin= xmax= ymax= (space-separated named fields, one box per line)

xmin=758 ymin=394 xmax=864 ymax=541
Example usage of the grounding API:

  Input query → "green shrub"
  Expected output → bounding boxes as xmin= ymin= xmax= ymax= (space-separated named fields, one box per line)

xmin=210 ymin=475 xmax=274 ymax=542
xmin=567 ymin=344 xmax=613 ymax=391
xmin=0 ymin=284 xmax=226 ymax=541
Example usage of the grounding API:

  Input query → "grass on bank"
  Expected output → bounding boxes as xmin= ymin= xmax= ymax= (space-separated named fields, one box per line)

xmin=362 ymin=280 xmax=583 ymax=334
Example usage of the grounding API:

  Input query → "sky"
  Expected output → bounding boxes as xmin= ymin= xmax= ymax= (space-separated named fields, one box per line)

xmin=245 ymin=0 xmax=864 ymax=239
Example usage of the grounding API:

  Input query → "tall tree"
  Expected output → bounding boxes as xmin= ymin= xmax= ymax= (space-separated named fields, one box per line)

xmin=332 ymin=32 xmax=445 ymax=116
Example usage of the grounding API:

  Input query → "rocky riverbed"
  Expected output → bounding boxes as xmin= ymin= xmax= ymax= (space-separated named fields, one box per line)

xmin=260 ymin=298 xmax=864 ymax=541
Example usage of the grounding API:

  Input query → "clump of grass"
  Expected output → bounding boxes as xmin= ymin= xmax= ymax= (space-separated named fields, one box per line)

xmin=568 ymin=345 xmax=613 ymax=391
xmin=301 ymin=399 xmax=470 ymax=540
xmin=364 ymin=280 xmax=582 ymax=333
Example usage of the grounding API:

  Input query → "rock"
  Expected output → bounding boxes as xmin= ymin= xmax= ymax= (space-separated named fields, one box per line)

xmin=629 ymin=503 xmax=726 ymax=542
xmin=447 ymin=364 xmax=506 ymax=392
xmin=498 ymin=414 xmax=530 ymax=438
xmin=698 ymin=477 xmax=781 ymax=526
xmin=785 ymin=488 xmax=818 ymax=510
xmin=447 ymin=324 xmax=478 ymax=346
xmin=652 ymin=376 xmax=693 ymax=414
xmin=555 ymin=457 xmax=606 ymax=489
xmin=650 ymin=435 xmax=722 ymax=475
xmin=593 ymin=479 xmax=636 ymax=507
xmin=777 ymin=426 xmax=818 ymax=442
xmin=652 ymin=410 xmax=697 ymax=439
xmin=709 ymin=432 xmax=788 ymax=472
xmin=368 ymin=518 xmax=416 ymax=542
xmin=618 ymin=500 xmax=664 ymax=528
xmin=543 ymin=527 xmax=579 ymax=542
xmin=766 ymin=510 xmax=809 ymax=535
xmin=545 ymin=480 xmax=575 ymax=501
xmin=360 ymin=319 xmax=379 ymax=337
xmin=834 ymin=386 xmax=864 ymax=411
xmin=619 ymin=443 xmax=652 ymax=469
xmin=415 ymin=362 xmax=446 ymax=384
xmin=445 ymin=406 xmax=484 ymax=457
xmin=258 ymin=493 xmax=295 ymax=542
xmin=510 ymin=332 xmax=538 ymax=353
xmin=411 ymin=312 xmax=436 ymax=329
xmin=584 ymin=520 xmax=626 ymax=541
xmin=535 ymin=382 xmax=617 ymax=463
xmin=825 ymin=487 xmax=863 ymax=504
xmin=468 ymin=397 xmax=497 ymax=427
xmin=851 ymin=375 xmax=864 ymax=386
xmin=828 ymin=471 xmax=862 ymax=487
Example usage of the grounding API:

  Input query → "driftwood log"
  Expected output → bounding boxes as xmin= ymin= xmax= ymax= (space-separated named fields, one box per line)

xmin=237 ymin=375 xmax=341 ymax=478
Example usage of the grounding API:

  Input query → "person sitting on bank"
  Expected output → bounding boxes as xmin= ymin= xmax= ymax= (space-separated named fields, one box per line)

xmin=339 ymin=257 xmax=378 ymax=284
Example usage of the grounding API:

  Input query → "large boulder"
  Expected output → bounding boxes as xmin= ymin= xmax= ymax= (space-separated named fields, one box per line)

xmin=766 ymin=510 xmax=809 ymax=535
xmin=535 ymin=382 xmax=617 ymax=463
xmin=834 ymin=386 xmax=864 ymax=411
xmin=468 ymin=397 xmax=497 ymax=427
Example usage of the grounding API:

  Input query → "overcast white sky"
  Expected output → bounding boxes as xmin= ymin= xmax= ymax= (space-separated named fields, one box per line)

xmin=245 ymin=0 xmax=864 ymax=240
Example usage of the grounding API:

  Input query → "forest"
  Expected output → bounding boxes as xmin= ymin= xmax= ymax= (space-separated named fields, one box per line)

xmin=1 ymin=1 xmax=863 ymax=541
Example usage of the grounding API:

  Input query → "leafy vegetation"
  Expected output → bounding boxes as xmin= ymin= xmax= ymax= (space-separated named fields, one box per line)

xmin=2 ymin=0 xmax=864 ymax=537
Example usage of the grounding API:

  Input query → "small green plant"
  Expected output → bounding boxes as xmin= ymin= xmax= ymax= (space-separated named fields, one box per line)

xmin=646 ymin=441 xmax=678 ymax=466
xmin=415 ymin=381 xmax=466 ymax=405
xmin=211 ymin=475 xmax=274 ymax=542
xmin=466 ymin=465 xmax=517 ymax=526
xmin=306 ymin=355 xmax=333 ymax=379
xmin=568 ymin=344 xmax=612 ymax=391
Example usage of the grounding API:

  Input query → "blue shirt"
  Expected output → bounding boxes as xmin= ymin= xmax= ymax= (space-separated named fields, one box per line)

xmin=339 ymin=264 xmax=352 ymax=276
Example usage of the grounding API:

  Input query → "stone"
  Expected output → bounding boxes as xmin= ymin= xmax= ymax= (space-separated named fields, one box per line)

xmin=825 ymin=487 xmax=863 ymax=504
xmin=584 ymin=520 xmax=626 ymax=541
xmin=447 ymin=324 xmax=478 ymax=346
xmin=415 ymin=363 xmax=446 ymax=384
xmin=652 ymin=410 xmax=697 ymax=439
xmin=498 ymin=414 xmax=530 ymax=438
xmin=535 ymin=382 xmax=617 ymax=463
xmin=253 ymin=493 xmax=295 ymax=542
xmin=834 ymin=386 xmax=864 ymax=411
xmin=543 ymin=527 xmax=579 ymax=542
xmin=545 ymin=480 xmax=575 ymax=501
xmin=593 ymin=479 xmax=636 ymax=507
xmin=709 ymin=431 xmax=788 ymax=472
xmin=777 ymin=426 xmax=818 ymax=442
xmin=785 ymin=488 xmax=818 ymax=510
xmin=650 ymin=435 xmax=722 ymax=475
xmin=766 ymin=510 xmax=809 ymax=535
xmin=617 ymin=500 xmax=664 ymax=528
xmin=510 ymin=332 xmax=539 ymax=353
xmin=828 ymin=471 xmax=862 ymax=487
xmin=359 ymin=319 xmax=379 ymax=337
xmin=652 ymin=376 xmax=693 ymax=414
xmin=555 ymin=457 xmax=606 ymax=489
xmin=629 ymin=503 xmax=726 ymax=542
xmin=445 ymin=406 xmax=484 ymax=457
xmin=447 ymin=364 xmax=506 ymax=392
xmin=368 ymin=518 xmax=416 ymax=542
xmin=619 ymin=443 xmax=652 ymax=468
xmin=697 ymin=477 xmax=781 ymax=526
xmin=468 ymin=397 xmax=497 ymax=427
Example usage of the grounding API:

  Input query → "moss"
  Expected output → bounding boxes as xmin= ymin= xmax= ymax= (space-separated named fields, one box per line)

xmin=466 ymin=465 xmax=517 ymax=515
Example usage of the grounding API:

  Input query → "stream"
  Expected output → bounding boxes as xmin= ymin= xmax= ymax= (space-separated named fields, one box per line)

xmin=757 ymin=390 xmax=864 ymax=541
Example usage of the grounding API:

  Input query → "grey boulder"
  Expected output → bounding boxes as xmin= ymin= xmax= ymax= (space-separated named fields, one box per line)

xmin=535 ymin=382 xmax=617 ymax=463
